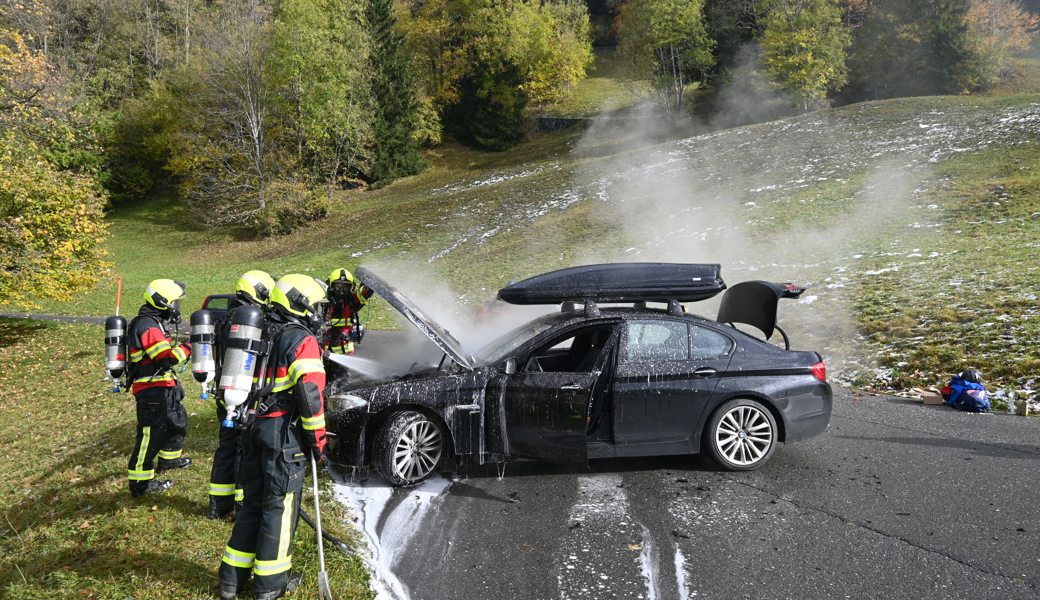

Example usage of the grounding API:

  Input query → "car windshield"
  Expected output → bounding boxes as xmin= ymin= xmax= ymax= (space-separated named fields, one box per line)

xmin=474 ymin=313 xmax=569 ymax=364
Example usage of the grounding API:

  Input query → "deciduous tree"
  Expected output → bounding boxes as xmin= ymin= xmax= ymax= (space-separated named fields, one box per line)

xmin=760 ymin=0 xmax=851 ymax=110
xmin=0 ymin=29 xmax=108 ymax=307
xmin=616 ymin=0 xmax=716 ymax=112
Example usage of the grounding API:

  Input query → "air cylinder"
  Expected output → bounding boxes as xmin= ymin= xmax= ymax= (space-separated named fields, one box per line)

xmin=105 ymin=315 xmax=127 ymax=380
xmin=219 ymin=305 xmax=265 ymax=422
xmin=190 ymin=310 xmax=216 ymax=396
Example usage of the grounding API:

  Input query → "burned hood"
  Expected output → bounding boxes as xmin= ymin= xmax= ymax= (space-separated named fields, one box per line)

xmin=355 ymin=266 xmax=475 ymax=371
xmin=715 ymin=281 xmax=805 ymax=340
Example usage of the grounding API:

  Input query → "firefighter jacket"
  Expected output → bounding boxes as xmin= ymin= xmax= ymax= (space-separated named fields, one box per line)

xmin=128 ymin=307 xmax=191 ymax=395
xmin=324 ymin=286 xmax=372 ymax=354
xmin=257 ymin=319 xmax=327 ymax=455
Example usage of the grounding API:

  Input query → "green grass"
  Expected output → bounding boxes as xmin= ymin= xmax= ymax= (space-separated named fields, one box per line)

xmin=0 ymin=319 xmax=372 ymax=599
xmin=850 ymin=142 xmax=1040 ymax=392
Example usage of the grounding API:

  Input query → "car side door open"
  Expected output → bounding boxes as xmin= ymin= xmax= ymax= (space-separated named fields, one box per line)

xmin=493 ymin=324 xmax=616 ymax=465
xmin=613 ymin=319 xmax=734 ymax=450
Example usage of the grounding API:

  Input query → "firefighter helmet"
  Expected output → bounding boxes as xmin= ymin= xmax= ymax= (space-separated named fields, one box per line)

xmin=235 ymin=270 xmax=275 ymax=305
xmin=327 ymin=268 xmax=355 ymax=303
xmin=144 ymin=279 xmax=186 ymax=311
xmin=271 ymin=274 xmax=328 ymax=330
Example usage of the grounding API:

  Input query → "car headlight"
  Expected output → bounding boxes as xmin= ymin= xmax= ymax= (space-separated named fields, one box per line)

xmin=332 ymin=393 xmax=369 ymax=411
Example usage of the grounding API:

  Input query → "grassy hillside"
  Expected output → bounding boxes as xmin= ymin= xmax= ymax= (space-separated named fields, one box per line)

xmin=0 ymin=319 xmax=372 ymax=599
xmin=11 ymin=94 xmax=1040 ymax=397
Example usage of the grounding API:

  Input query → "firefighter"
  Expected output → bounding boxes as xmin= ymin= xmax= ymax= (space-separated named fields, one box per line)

xmin=126 ymin=279 xmax=193 ymax=497
xmin=218 ymin=274 xmax=328 ymax=600
xmin=209 ymin=270 xmax=276 ymax=520
xmin=323 ymin=267 xmax=373 ymax=356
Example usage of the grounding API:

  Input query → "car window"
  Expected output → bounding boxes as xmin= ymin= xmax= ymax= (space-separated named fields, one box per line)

xmin=525 ymin=325 xmax=614 ymax=373
xmin=204 ymin=296 xmax=229 ymax=310
xmin=690 ymin=325 xmax=732 ymax=360
xmin=626 ymin=320 xmax=689 ymax=363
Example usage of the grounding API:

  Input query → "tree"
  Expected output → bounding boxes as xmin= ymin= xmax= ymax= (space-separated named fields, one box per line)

xmin=967 ymin=0 xmax=1039 ymax=85
xmin=366 ymin=0 xmax=424 ymax=182
xmin=272 ymin=0 xmax=373 ymax=190
xmin=0 ymin=29 xmax=108 ymax=308
xmin=170 ymin=0 xmax=276 ymax=226
xmin=845 ymin=0 xmax=987 ymax=100
xmin=760 ymin=0 xmax=851 ymax=110
xmin=616 ymin=0 xmax=716 ymax=112
xmin=403 ymin=0 xmax=592 ymax=148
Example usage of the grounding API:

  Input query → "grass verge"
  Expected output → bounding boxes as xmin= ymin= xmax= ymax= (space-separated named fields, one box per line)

xmin=0 ymin=318 xmax=372 ymax=599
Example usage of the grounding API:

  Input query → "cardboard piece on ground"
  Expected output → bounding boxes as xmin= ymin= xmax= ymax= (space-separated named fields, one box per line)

xmin=912 ymin=387 xmax=945 ymax=405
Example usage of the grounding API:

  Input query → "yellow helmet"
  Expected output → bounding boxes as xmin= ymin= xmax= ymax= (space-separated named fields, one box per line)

xmin=235 ymin=270 xmax=275 ymax=305
xmin=327 ymin=268 xmax=354 ymax=287
xmin=144 ymin=279 xmax=186 ymax=311
xmin=271 ymin=274 xmax=328 ymax=324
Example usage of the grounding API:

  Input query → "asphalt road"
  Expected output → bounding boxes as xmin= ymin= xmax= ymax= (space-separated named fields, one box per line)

xmin=333 ymin=387 xmax=1040 ymax=600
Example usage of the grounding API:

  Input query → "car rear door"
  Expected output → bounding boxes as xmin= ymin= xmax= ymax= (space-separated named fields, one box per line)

xmin=613 ymin=319 xmax=734 ymax=446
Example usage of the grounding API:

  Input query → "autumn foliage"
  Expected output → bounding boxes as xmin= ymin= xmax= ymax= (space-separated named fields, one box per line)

xmin=0 ymin=30 xmax=109 ymax=308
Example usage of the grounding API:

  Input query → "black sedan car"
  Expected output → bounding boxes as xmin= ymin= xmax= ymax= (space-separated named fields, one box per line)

xmin=327 ymin=263 xmax=832 ymax=486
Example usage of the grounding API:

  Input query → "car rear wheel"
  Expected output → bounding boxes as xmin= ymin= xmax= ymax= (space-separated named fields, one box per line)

xmin=704 ymin=398 xmax=778 ymax=471
xmin=374 ymin=411 xmax=445 ymax=486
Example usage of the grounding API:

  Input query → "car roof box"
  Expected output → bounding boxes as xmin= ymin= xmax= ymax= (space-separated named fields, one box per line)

xmin=498 ymin=263 xmax=726 ymax=305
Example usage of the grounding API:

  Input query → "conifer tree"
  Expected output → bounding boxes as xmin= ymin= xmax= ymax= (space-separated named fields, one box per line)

xmin=366 ymin=0 xmax=424 ymax=182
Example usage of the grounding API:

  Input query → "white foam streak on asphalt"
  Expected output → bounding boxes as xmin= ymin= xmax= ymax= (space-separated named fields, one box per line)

xmin=638 ymin=524 xmax=660 ymax=600
xmin=557 ymin=474 xmax=663 ymax=600
xmin=674 ymin=546 xmax=689 ymax=600
xmin=333 ymin=475 xmax=452 ymax=600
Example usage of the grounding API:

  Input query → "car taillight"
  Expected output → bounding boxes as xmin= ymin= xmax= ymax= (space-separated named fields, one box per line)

xmin=811 ymin=361 xmax=827 ymax=383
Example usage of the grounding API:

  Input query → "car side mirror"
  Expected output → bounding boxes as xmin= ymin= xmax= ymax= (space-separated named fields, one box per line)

xmin=503 ymin=358 xmax=517 ymax=375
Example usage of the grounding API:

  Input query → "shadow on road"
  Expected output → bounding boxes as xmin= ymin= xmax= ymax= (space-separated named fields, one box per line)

xmin=835 ymin=434 xmax=1040 ymax=458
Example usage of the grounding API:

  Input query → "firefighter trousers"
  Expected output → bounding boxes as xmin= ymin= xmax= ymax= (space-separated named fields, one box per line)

xmin=127 ymin=386 xmax=188 ymax=485
xmin=210 ymin=400 xmax=243 ymax=511
xmin=219 ymin=415 xmax=307 ymax=596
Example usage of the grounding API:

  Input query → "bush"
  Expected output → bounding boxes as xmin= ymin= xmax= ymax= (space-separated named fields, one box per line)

xmin=253 ymin=180 xmax=330 ymax=236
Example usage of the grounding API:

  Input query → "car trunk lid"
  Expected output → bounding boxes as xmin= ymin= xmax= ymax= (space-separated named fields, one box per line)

xmin=715 ymin=280 xmax=805 ymax=341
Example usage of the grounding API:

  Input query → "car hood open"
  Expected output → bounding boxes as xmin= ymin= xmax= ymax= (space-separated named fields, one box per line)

xmin=355 ymin=266 xmax=475 ymax=371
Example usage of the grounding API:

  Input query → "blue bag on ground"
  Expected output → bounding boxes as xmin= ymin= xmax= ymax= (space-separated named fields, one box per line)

xmin=945 ymin=375 xmax=990 ymax=412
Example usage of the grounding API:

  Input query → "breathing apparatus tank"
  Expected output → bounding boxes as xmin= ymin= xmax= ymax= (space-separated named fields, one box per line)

xmin=104 ymin=315 xmax=128 ymax=392
xmin=190 ymin=309 xmax=216 ymax=398
xmin=218 ymin=305 xmax=266 ymax=427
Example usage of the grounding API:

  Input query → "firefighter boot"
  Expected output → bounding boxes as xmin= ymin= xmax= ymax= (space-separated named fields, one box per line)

xmin=219 ymin=584 xmax=240 ymax=600
xmin=286 ymin=572 xmax=303 ymax=593
xmin=156 ymin=456 xmax=192 ymax=473
xmin=130 ymin=479 xmax=174 ymax=498
xmin=208 ymin=494 xmax=238 ymax=519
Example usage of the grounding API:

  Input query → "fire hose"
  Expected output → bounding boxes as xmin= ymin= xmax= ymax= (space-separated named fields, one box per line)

xmin=299 ymin=507 xmax=354 ymax=555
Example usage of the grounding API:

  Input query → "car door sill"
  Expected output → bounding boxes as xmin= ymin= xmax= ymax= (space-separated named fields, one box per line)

xmin=587 ymin=439 xmax=696 ymax=459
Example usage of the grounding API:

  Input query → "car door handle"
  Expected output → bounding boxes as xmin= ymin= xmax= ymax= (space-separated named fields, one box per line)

xmin=455 ymin=403 xmax=481 ymax=412
xmin=693 ymin=367 xmax=718 ymax=377
xmin=560 ymin=384 xmax=586 ymax=392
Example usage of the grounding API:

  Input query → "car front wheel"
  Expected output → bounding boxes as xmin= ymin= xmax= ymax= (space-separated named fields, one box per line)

xmin=374 ymin=411 xmax=445 ymax=486
xmin=704 ymin=398 xmax=778 ymax=471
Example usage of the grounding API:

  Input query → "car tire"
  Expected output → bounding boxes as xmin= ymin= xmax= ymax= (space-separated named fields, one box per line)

xmin=374 ymin=411 xmax=445 ymax=487
xmin=704 ymin=398 xmax=778 ymax=471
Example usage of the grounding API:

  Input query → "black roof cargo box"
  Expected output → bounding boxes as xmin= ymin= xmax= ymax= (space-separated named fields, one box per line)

xmin=498 ymin=263 xmax=726 ymax=305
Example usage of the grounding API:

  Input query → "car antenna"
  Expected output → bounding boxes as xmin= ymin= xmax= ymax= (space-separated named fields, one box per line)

xmin=584 ymin=299 xmax=600 ymax=317
xmin=667 ymin=299 xmax=684 ymax=316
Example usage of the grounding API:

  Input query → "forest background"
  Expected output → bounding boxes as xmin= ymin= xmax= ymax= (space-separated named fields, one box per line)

xmin=1 ymin=0 xmax=1038 ymax=308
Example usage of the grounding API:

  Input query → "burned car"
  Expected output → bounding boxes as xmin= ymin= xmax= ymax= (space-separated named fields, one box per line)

xmin=327 ymin=263 xmax=832 ymax=486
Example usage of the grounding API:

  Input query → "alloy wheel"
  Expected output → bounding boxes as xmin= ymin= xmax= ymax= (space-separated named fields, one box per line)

xmin=391 ymin=419 xmax=443 ymax=483
xmin=714 ymin=404 xmax=774 ymax=466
